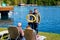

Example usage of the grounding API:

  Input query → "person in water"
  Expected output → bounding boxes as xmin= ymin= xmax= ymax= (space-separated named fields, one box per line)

xmin=28 ymin=10 xmax=34 ymax=29
xmin=33 ymin=8 xmax=40 ymax=34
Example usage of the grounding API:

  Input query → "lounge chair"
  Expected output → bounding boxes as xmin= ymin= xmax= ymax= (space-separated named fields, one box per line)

xmin=24 ymin=29 xmax=36 ymax=40
xmin=1 ymin=33 xmax=9 ymax=40
xmin=0 ymin=30 xmax=8 ymax=40
xmin=8 ymin=27 xmax=20 ymax=40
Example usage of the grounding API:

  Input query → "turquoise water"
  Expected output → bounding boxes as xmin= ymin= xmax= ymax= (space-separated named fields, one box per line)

xmin=1 ymin=6 xmax=60 ymax=34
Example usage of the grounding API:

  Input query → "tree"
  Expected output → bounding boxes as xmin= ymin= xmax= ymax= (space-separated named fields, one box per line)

xmin=1 ymin=0 xmax=60 ymax=6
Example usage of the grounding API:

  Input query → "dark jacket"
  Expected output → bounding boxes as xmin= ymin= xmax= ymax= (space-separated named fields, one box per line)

xmin=33 ymin=13 xmax=40 ymax=23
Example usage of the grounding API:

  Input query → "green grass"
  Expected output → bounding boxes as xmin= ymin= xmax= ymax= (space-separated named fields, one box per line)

xmin=0 ymin=28 xmax=60 ymax=40
xmin=38 ymin=32 xmax=60 ymax=40
xmin=0 ymin=28 xmax=7 ymax=32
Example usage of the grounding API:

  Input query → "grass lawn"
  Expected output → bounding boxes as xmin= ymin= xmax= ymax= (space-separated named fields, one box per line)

xmin=0 ymin=28 xmax=7 ymax=32
xmin=0 ymin=28 xmax=60 ymax=40
xmin=38 ymin=32 xmax=60 ymax=40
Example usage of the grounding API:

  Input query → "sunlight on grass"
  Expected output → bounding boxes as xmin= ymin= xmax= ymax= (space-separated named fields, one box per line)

xmin=38 ymin=32 xmax=60 ymax=40
xmin=0 ymin=28 xmax=7 ymax=32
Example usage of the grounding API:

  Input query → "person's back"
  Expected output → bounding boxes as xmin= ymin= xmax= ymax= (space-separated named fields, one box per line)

xmin=24 ymin=25 xmax=36 ymax=40
xmin=26 ymin=25 xmax=36 ymax=34
xmin=8 ymin=26 xmax=19 ymax=40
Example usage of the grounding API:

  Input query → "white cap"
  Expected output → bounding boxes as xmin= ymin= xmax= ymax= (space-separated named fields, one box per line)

xmin=18 ymin=22 xmax=22 ymax=26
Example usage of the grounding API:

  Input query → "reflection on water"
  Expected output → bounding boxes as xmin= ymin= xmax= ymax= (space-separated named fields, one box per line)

xmin=0 ymin=6 xmax=60 ymax=34
xmin=8 ymin=11 xmax=13 ymax=18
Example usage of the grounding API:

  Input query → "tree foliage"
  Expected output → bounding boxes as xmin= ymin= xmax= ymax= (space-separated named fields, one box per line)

xmin=0 ymin=0 xmax=60 ymax=6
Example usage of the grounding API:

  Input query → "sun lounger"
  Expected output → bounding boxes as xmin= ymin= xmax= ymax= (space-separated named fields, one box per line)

xmin=0 ymin=30 xmax=8 ymax=36
xmin=0 ymin=30 xmax=8 ymax=40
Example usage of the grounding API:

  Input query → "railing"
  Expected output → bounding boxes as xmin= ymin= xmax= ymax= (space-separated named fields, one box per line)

xmin=0 ymin=6 xmax=13 ymax=11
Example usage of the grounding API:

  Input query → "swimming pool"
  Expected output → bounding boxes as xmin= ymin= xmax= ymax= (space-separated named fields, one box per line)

xmin=1 ymin=6 xmax=60 ymax=34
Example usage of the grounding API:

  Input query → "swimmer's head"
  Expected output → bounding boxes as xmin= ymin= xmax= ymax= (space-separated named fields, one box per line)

xmin=29 ymin=10 xmax=33 ymax=14
xmin=34 ymin=8 xmax=38 ymax=13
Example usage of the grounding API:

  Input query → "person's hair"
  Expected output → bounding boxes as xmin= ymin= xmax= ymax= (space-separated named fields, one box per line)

xmin=29 ymin=10 xmax=32 ymax=12
xmin=34 ymin=8 xmax=37 ymax=11
xmin=26 ymin=25 xmax=31 ymax=28
xmin=29 ymin=10 xmax=33 ymax=14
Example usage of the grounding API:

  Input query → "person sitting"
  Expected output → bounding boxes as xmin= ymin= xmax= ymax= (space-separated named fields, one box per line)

xmin=26 ymin=25 xmax=36 ymax=34
xmin=25 ymin=25 xmax=46 ymax=40
xmin=17 ymin=22 xmax=25 ymax=40
xmin=24 ymin=25 xmax=36 ymax=40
